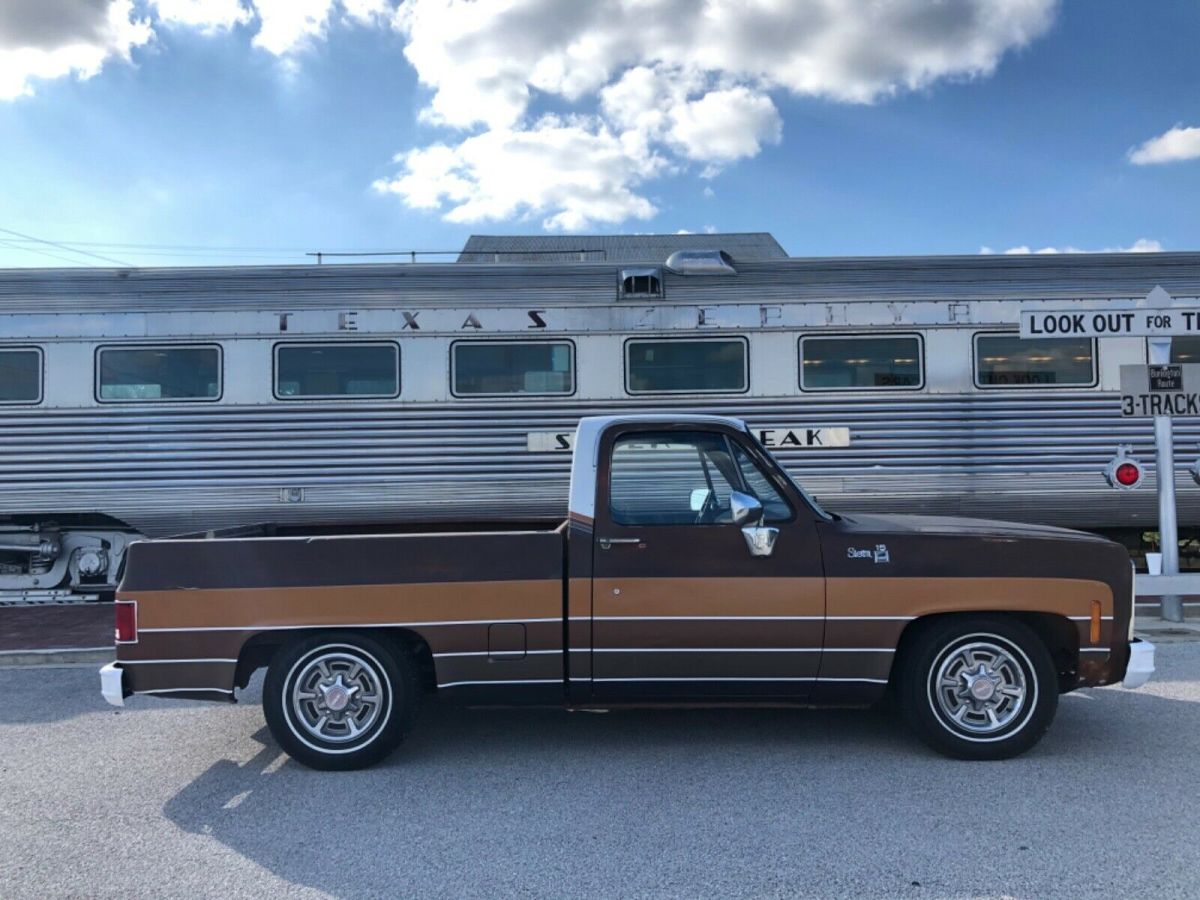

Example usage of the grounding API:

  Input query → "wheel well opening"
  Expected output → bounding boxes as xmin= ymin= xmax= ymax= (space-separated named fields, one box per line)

xmin=892 ymin=611 xmax=1079 ymax=692
xmin=236 ymin=627 xmax=437 ymax=693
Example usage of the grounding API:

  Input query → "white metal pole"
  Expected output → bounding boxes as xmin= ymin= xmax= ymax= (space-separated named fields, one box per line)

xmin=1148 ymin=337 xmax=1183 ymax=622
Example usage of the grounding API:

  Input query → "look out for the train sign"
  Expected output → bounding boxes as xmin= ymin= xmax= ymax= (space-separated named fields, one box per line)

xmin=1019 ymin=286 xmax=1199 ymax=338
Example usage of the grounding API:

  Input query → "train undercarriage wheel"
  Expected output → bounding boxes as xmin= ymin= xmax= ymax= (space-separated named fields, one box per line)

xmin=263 ymin=631 xmax=419 ymax=771
xmin=897 ymin=616 xmax=1058 ymax=760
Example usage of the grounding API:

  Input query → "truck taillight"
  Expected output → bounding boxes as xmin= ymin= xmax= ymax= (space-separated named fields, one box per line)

xmin=115 ymin=601 xmax=137 ymax=643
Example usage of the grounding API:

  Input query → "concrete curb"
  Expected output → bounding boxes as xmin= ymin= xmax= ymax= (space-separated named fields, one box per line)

xmin=1136 ymin=623 xmax=1200 ymax=643
xmin=0 ymin=648 xmax=111 ymax=667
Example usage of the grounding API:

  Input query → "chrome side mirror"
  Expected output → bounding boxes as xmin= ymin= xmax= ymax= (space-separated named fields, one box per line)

xmin=730 ymin=491 xmax=762 ymax=526
xmin=742 ymin=525 xmax=779 ymax=558
xmin=731 ymin=491 xmax=777 ymax=557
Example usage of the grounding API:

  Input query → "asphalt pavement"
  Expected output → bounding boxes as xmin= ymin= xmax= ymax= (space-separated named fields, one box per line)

xmin=2 ymin=644 xmax=1198 ymax=899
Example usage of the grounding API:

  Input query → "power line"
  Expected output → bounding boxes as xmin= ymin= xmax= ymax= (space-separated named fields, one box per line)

xmin=0 ymin=226 xmax=133 ymax=267
xmin=0 ymin=238 xmax=94 ymax=267
xmin=0 ymin=238 xmax=315 ymax=253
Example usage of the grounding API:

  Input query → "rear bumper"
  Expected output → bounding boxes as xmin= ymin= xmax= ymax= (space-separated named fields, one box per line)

xmin=100 ymin=662 xmax=126 ymax=707
xmin=1122 ymin=639 xmax=1155 ymax=690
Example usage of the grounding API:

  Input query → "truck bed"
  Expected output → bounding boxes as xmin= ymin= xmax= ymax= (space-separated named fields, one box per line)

xmin=115 ymin=525 xmax=568 ymax=702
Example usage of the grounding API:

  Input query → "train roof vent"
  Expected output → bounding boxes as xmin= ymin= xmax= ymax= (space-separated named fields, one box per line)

xmin=619 ymin=267 xmax=663 ymax=298
xmin=664 ymin=249 xmax=737 ymax=275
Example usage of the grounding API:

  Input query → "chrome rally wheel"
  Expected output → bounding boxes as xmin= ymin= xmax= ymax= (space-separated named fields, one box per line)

xmin=288 ymin=648 xmax=389 ymax=747
xmin=928 ymin=637 xmax=1033 ymax=740
xmin=264 ymin=632 xmax=418 ymax=771
xmin=899 ymin=616 xmax=1058 ymax=760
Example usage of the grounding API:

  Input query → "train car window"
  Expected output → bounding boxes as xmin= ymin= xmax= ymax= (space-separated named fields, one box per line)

xmin=97 ymin=346 xmax=220 ymax=402
xmin=799 ymin=335 xmax=922 ymax=390
xmin=975 ymin=334 xmax=1095 ymax=387
xmin=452 ymin=341 xmax=574 ymax=395
xmin=1171 ymin=337 xmax=1200 ymax=363
xmin=0 ymin=348 xmax=42 ymax=404
xmin=275 ymin=343 xmax=400 ymax=399
xmin=625 ymin=338 xmax=748 ymax=393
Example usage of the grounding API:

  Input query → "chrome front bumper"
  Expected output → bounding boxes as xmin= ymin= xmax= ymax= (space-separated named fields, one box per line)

xmin=1122 ymin=639 xmax=1155 ymax=690
xmin=100 ymin=662 xmax=126 ymax=707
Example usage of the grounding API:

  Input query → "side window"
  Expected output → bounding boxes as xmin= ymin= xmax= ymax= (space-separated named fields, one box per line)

xmin=975 ymin=334 xmax=1095 ymax=387
xmin=0 ymin=348 xmax=42 ymax=404
xmin=275 ymin=343 xmax=400 ymax=399
xmin=799 ymin=335 xmax=922 ymax=390
xmin=1171 ymin=337 xmax=1200 ymax=363
xmin=626 ymin=339 xmax=747 ymax=393
xmin=452 ymin=341 xmax=573 ymax=395
xmin=97 ymin=345 xmax=221 ymax=402
xmin=609 ymin=432 xmax=740 ymax=525
xmin=731 ymin=443 xmax=792 ymax=522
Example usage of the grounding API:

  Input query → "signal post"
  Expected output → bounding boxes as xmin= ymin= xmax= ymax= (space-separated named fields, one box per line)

xmin=1021 ymin=286 xmax=1200 ymax=622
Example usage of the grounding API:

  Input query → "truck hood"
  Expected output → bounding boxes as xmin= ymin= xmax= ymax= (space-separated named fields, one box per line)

xmin=835 ymin=513 xmax=1109 ymax=543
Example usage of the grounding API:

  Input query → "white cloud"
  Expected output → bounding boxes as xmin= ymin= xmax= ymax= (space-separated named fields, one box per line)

xmin=1128 ymin=125 xmax=1200 ymax=165
xmin=0 ymin=0 xmax=1063 ymax=232
xmin=248 ymin=0 xmax=392 ymax=56
xmin=981 ymin=239 xmax=1163 ymax=254
xmin=151 ymin=0 xmax=252 ymax=32
xmin=373 ymin=116 xmax=667 ymax=230
xmin=0 ymin=0 xmax=152 ymax=100
xmin=250 ymin=0 xmax=337 ymax=56
xmin=381 ymin=0 xmax=1057 ymax=229
xmin=0 ymin=1 xmax=393 ymax=98
xmin=667 ymin=87 xmax=782 ymax=164
xmin=394 ymin=0 xmax=1057 ymax=128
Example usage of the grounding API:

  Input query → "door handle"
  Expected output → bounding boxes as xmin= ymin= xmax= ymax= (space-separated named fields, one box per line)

xmin=598 ymin=537 xmax=643 ymax=549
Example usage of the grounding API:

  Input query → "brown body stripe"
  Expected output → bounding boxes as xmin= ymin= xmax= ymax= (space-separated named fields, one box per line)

xmin=592 ymin=577 xmax=824 ymax=617
xmin=826 ymin=577 xmax=1112 ymax=619
xmin=130 ymin=580 xmax=561 ymax=631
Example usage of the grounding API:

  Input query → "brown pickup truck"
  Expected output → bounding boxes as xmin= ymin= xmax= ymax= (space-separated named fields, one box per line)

xmin=101 ymin=414 xmax=1154 ymax=769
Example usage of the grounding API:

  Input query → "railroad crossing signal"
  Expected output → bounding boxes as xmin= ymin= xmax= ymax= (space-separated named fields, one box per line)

xmin=1103 ymin=446 xmax=1144 ymax=490
xmin=1020 ymin=286 xmax=1199 ymax=622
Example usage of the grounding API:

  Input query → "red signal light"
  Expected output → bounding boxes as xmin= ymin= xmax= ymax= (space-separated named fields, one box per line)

xmin=1114 ymin=462 xmax=1141 ymax=487
xmin=1104 ymin=446 xmax=1143 ymax=490
xmin=115 ymin=601 xmax=137 ymax=643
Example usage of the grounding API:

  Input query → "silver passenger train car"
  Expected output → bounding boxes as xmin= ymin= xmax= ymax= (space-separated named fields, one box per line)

xmin=2 ymin=244 xmax=1199 ymax=602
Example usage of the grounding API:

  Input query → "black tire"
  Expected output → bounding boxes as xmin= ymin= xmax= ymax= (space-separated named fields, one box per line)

xmin=263 ymin=631 xmax=419 ymax=771
xmin=897 ymin=616 xmax=1058 ymax=760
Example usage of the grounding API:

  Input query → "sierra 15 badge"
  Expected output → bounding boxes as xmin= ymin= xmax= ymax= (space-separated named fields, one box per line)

xmin=847 ymin=544 xmax=891 ymax=564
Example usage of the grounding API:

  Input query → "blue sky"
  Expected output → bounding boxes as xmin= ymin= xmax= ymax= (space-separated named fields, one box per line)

xmin=0 ymin=0 xmax=1198 ymax=267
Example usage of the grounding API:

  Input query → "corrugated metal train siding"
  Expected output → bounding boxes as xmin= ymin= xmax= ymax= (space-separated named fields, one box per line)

xmin=1 ymin=392 xmax=1193 ymax=535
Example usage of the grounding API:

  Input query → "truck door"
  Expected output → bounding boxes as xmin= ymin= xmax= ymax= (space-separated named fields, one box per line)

xmin=590 ymin=424 xmax=825 ymax=700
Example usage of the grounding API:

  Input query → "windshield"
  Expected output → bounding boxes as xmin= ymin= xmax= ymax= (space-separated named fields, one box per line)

xmin=750 ymin=434 xmax=834 ymax=521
